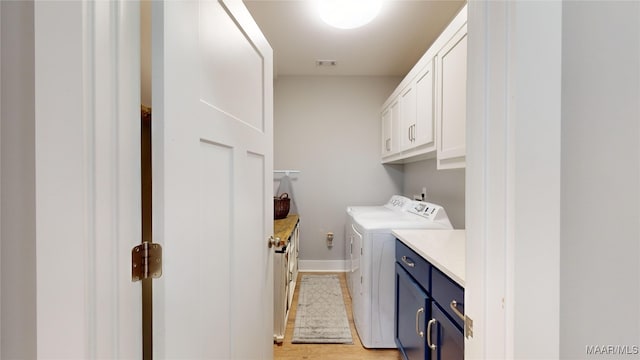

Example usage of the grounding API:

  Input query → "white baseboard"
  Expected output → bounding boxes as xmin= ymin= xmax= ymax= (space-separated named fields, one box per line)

xmin=298 ymin=260 xmax=348 ymax=272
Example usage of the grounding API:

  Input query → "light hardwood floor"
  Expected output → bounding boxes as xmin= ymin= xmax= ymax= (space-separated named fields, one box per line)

xmin=274 ymin=272 xmax=403 ymax=360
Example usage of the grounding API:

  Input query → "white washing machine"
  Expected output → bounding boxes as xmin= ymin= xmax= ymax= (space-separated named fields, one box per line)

xmin=345 ymin=200 xmax=453 ymax=348
xmin=345 ymin=195 xmax=412 ymax=295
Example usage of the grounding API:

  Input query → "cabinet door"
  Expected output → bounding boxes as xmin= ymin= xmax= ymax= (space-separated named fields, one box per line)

xmin=414 ymin=61 xmax=435 ymax=151
xmin=436 ymin=24 xmax=467 ymax=169
xmin=395 ymin=264 xmax=429 ymax=360
xmin=431 ymin=304 xmax=464 ymax=360
xmin=400 ymin=83 xmax=417 ymax=151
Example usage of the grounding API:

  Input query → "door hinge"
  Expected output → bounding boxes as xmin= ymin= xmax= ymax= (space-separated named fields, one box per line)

xmin=465 ymin=315 xmax=474 ymax=339
xmin=131 ymin=242 xmax=163 ymax=282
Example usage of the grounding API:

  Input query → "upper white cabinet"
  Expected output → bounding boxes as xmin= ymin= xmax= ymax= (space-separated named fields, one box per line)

xmin=381 ymin=99 xmax=401 ymax=157
xmin=381 ymin=5 xmax=466 ymax=167
xmin=399 ymin=81 xmax=417 ymax=152
xmin=414 ymin=61 xmax=436 ymax=150
xmin=436 ymin=24 xmax=467 ymax=169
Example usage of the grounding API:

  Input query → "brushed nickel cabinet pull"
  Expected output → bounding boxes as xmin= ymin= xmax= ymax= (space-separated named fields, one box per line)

xmin=415 ymin=307 xmax=424 ymax=338
xmin=450 ymin=300 xmax=465 ymax=322
xmin=401 ymin=255 xmax=415 ymax=268
xmin=427 ymin=318 xmax=437 ymax=350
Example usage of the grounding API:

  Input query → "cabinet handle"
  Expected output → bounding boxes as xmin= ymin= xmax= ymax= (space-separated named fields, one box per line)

xmin=427 ymin=318 xmax=437 ymax=350
xmin=415 ymin=307 xmax=424 ymax=338
xmin=401 ymin=255 xmax=415 ymax=268
xmin=385 ymin=138 xmax=391 ymax=151
xmin=450 ymin=300 xmax=465 ymax=322
xmin=411 ymin=124 xmax=415 ymax=141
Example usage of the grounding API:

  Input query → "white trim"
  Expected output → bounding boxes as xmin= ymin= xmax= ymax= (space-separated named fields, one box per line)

xmin=0 ymin=3 xmax=4 ymax=354
xmin=298 ymin=260 xmax=348 ymax=272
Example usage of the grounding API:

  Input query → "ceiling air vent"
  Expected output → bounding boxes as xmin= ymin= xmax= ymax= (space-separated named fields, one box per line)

xmin=316 ymin=60 xmax=337 ymax=67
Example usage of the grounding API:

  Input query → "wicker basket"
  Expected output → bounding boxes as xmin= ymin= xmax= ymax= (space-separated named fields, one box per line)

xmin=274 ymin=193 xmax=290 ymax=220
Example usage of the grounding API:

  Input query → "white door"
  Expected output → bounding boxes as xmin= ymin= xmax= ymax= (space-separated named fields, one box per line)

xmin=30 ymin=1 xmax=142 ymax=358
xmin=151 ymin=1 xmax=274 ymax=359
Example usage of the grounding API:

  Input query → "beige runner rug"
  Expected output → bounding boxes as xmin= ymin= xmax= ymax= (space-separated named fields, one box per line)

xmin=292 ymin=274 xmax=353 ymax=344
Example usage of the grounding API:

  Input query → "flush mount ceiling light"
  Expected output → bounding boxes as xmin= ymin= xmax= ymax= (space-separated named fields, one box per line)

xmin=315 ymin=0 xmax=383 ymax=30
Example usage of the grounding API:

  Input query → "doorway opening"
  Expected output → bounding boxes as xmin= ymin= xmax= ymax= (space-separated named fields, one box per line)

xmin=140 ymin=1 xmax=152 ymax=359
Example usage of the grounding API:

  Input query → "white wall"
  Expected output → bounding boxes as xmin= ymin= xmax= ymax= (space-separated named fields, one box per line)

xmin=0 ymin=2 xmax=37 ymax=358
xmin=560 ymin=1 xmax=640 ymax=357
xmin=403 ymin=159 xmax=465 ymax=229
xmin=274 ymin=76 xmax=403 ymax=269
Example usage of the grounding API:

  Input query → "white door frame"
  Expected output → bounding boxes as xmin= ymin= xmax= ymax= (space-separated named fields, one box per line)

xmin=465 ymin=1 xmax=562 ymax=358
xmin=34 ymin=1 xmax=142 ymax=357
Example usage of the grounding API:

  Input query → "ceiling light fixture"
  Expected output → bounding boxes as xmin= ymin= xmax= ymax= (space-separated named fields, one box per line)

xmin=316 ymin=0 xmax=383 ymax=30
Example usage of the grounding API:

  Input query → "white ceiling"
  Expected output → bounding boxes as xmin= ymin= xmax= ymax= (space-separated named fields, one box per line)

xmin=243 ymin=0 xmax=466 ymax=78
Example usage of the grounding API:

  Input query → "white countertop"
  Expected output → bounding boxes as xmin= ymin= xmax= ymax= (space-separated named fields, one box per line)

xmin=392 ymin=229 xmax=466 ymax=287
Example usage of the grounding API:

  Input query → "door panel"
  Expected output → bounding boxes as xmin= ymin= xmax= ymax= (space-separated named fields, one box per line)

xmin=199 ymin=1 xmax=263 ymax=131
xmin=395 ymin=264 xmax=429 ymax=360
xmin=199 ymin=141 xmax=232 ymax=358
xmin=433 ymin=304 xmax=464 ymax=360
xmin=152 ymin=0 xmax=273 ymax=358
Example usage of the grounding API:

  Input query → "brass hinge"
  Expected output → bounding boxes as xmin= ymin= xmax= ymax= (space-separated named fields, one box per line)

xmin=465 ymin=315 xmax=474 ymax=339
xmin=131 ymin=242 xmax=163 ymax=282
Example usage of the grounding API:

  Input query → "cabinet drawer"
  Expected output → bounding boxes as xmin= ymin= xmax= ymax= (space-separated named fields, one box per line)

xmin=396 ymin=240 xmax=431 ymax=292
xmin=431 ymin=267 xmax=464 ymax=330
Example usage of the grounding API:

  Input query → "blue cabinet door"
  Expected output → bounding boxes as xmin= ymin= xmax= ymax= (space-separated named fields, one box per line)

xmin=431 ymin=304 xmax=464 ymax=360
xmin=395 ymin=264 xmax=430 ymax=360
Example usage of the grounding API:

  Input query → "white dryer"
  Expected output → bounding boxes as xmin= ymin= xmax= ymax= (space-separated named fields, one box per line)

xmin=346 ymin=201 xmax=453 ymax=349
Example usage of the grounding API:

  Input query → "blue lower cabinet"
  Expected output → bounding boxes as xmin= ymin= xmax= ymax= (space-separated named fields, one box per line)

xmin=395 ymin=264 xmax=429 ymax=360
xmin=431 ymin=304 xmax=464 ymax=360
xmin=395 ymin=239 xmax=464 ymax=360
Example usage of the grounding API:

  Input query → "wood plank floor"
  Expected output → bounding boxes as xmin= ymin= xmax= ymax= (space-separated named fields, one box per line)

xmin=274 ymin=272 xmax=402 ymax=360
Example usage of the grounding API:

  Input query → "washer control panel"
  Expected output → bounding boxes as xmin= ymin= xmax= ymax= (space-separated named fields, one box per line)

xmin=407 ymin=201 xmax=443 ymax=221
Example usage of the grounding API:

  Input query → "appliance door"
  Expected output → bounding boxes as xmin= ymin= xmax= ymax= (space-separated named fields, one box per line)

xmin=345 ymin=219 xmax=354 ymax=297
xmin=350 ymin=223 xmax=366 ymax=342
xmin=352 ymin=224 xmax=363 ymax=296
